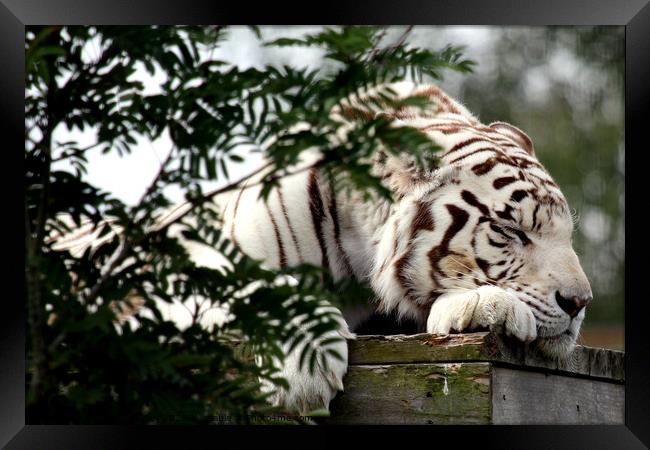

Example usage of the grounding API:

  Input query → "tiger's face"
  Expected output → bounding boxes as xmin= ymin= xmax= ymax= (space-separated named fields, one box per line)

xmin=372 ymin=116 xmax=592 ymax=357
xmin=438 ymin=155 xmax=591 ymax=356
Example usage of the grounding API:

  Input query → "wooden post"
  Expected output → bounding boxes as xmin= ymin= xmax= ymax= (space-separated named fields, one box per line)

xmin=324 ymin=332 xmax=624 ymax=425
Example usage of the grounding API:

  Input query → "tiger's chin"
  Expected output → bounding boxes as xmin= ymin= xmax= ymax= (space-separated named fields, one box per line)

xmin=533 ymin=329 xmax=578 ymax=358
xmin=532 ymin=318 xmax=583 ymax=358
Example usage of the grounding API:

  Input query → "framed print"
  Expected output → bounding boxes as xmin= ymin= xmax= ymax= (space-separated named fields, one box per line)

xmin=7 ymin=0 xmax=649 ymax=448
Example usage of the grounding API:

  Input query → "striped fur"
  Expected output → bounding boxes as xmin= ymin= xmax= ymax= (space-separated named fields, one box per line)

xmin=215 ymin=82 xmax=591 ymax=350
xmin=49 ymin=81 xmax=593 ymax=412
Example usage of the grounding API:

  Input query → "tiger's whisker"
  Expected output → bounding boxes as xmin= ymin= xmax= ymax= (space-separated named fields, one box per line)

xmin=446 ymin=256 xmax=498 ymax=288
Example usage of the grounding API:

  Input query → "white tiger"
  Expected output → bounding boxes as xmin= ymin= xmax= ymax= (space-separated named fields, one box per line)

xmin=50 ymin=81 xmax=592 ymax=415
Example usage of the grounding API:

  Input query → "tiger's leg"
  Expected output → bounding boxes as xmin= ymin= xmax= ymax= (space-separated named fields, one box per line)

xmin=426 ymin=285 xmax=537 ymax=342
xmin=258 ymin=305 xmax=355 ymax=415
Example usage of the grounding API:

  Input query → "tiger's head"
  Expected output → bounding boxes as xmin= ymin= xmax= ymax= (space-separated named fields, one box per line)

xmin=368 ymin=83 xmax=592 ymax=357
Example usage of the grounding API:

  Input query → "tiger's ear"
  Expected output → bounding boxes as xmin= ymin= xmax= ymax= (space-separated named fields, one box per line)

xmin=489 ymin=121 xmax=535 ymax=156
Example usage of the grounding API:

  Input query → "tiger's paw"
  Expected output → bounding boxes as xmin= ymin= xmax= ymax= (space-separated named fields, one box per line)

xmin=426 ymin=285 xmax=537 ymax=343
xmin=471 ymin=286 xmax=537 ymax=342
xmin=260 ymin=331 xmax=350 ymax=415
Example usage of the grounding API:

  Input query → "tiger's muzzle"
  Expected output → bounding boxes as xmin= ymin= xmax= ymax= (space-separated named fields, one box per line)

xmin=554 ymin=291 xmax=592 ymax=318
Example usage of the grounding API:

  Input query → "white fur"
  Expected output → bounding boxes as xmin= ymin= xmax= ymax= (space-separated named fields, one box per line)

xmin=259 ymin=313 xmax=354 ymax=415
xmin=426 ymin=286 xmax=537 ymax=342
xmin=49 ymin=81 xmax=593 ymax=415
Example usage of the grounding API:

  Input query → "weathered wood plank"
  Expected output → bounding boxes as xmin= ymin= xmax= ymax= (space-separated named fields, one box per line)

xmin=325 ymin=363 xmax=492 ymax=425
xmin=348 ymin=333 xmax=625 ymax=382
xmin=349 ymin=333 xmax=487 ymax=365
xmin=491 ymin=367 xmax=624 ymax=424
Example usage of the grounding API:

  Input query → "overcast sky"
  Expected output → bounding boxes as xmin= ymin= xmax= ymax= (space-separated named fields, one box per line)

xmin=51 ymin=26 xmax=503 ymax=206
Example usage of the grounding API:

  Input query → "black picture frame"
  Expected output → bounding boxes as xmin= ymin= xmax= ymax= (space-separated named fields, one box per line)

xmin=5 ymin=1 xmax=648 ymax=448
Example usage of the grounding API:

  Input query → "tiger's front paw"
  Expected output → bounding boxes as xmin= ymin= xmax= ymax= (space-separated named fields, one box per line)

xmin=427 ymin=286 xmax=537 ymax=342
xmin=471 ymin=286 xmax=537 ymax=342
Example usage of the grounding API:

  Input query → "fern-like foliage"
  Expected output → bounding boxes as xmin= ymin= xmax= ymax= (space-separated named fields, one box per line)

xmin=25 ymin=25 xmax=474 ymax=424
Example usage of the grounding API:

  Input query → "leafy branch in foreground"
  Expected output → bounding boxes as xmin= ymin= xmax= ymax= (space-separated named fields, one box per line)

xmin=25 ymin=25 xmax=474 ymax=423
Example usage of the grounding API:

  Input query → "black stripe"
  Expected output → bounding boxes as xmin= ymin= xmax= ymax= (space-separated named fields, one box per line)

xmin=510 ymin=190 xmax=528 ymax=202
xmin=469 ymin=156 xmax=499 ymax=175
xmin=448 ymin=147 xmax=497 ymax=165
xmin=444 ymin=137 xmax=487 ymax=155
xmin=519 ymin=292 xmax=562 ymax=318
xmin=520 ymin=297 xmax=547 ymax=316
xmin=442 ymin=205 xmax=470 ymax=247
xmin=488 ymin=238 xmax=507 ymax=248
xmin=230 ymin=186 xmax=246 ymax=248
xmin=475 ymin=257 xmax=491 ymax=276
xmin=277 ymin=187 xmax=303 ymax=263
xmin=531 ymin=203 xmax=541 ymax=230
xmin=328 ymin=186 xmax=354 ymax=275
xmin=265 ymin=202 xmax=287 ymax=269
xmin=493 ymin=177 xmax=518 ymax=189
xmin=494 ymin=266 xmax=510 ymax=281
xmin=394 ymin=247 xmax=414 ymax=291
xmin=395 ymin=201 xmax=436 ymax=292
xmin=509 ymin=262 xmax=525 ymax=276
xmin=427 ymin=204 xmax=470 ymax=285
xmin=307 ymin=169 xmax=330 ymax=270
xmin=489 ymin=223 xmax=512 ymax=240
xmin=461 ymin=190 xmax=490 ymax=216
xmin=411 ymin=201 xmax=434 ymax=238
xmin=527 ymin=172 xmax=559 ymax=187
xmin=513 ymin=229 xmax=531 ymax=246
xmin=495 ymin=204 xmax=516 ymax=222
xmin=392 ymin=219 xmax=399 ymax=259
xmin=429 ymin=126 xmax=461 ymax=134
xmin=511 ymin=155 xmax=543 ymax=170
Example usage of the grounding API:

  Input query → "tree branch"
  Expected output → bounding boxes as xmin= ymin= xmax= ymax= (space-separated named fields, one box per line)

xmin=82 ymin=143 xmax=177 ymax=305
xmin=26 ymin=62 xmax=58 ymax=408
xmin=367 ymin=28 xmax=389 ymax=61
xmin=51 ymin=141 xmax=103 ymax=162
xmin=156 ymin=158 xmax=326 ymax=232
xmin=379 ymin=25 xmax=414 ymax=66
xmin=80 ymin=154 xmax=323 ymax=307
xmin=393 ymin=25 xmax=414 ymax=48
xmin=25 ymin=206 xmax=49 ymax=405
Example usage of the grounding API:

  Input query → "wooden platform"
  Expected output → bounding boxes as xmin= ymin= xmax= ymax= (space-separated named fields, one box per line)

xmin=323 ymin=332 xmax=624 ymax=425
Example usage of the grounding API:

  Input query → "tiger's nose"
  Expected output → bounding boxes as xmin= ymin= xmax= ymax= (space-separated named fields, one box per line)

xmin=555 ymin=291 xmax=592 ymax=318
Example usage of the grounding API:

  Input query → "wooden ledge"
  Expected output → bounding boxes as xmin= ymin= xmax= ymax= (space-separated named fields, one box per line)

xmin=324 ymin=332 xmax=624 ymax=424
xmin=347 ymin=332 xmax=625 ymax=383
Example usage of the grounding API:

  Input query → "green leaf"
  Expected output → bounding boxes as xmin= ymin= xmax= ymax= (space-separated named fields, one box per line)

xmin=26 ymin=24 xmax=478 ymax=424
xmin=304 ymin=408 xmax=331 ymax=418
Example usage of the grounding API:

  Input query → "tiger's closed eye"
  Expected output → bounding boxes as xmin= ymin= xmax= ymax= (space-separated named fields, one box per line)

xmin=504 ymin=226 xmax=531 ymax=245
xmin=489 ymin=222 xmax=531 ymax=246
